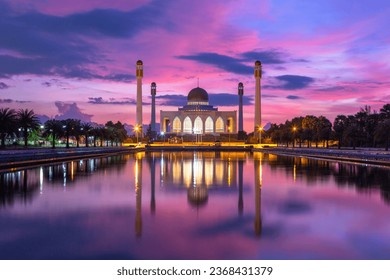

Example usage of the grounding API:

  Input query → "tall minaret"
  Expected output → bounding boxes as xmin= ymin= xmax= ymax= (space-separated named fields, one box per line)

xmin=136 ymin=60 xmax=143 ymax=135
xmin=254 ymin=61 xmax=262 ymax=134
xmin=150 ymin=82 xmax=157 ymax=137
xmin=238 ymin=82 xmax=244 ymax=139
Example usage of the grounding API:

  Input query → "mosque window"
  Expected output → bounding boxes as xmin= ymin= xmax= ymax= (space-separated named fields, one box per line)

xmin=194 ymin=117 xmax=203 ymax=134
xmin=183 ymin=117 xmax=192 ymax=134
xmin=205 ymin=117 xmax=214 ymax=133
xmin=172 ymin=117 xmax=181 ymax=132
xmin=216 ymin=117 xmax=224 ymax=133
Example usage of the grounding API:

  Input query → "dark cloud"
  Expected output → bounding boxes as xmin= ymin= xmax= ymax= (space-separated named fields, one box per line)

xmin=0 ymin=82 xmax=10 ymax=89
xmin=15 ymin=6 xmax=161 ymax=38
xmin=0 ymin=98 xmax=30 ymax=103
xmin=156 ymin=93 xmax=253 ymax=107
xmin=176 ymin=53 xmax=253 ymax=75
xmin=0 ymin=2 xmax=165 ymax=80
xmin=241 ymin=50 xmax=286 ymax=64
xmin=286 ymin=95 xmax=302 ymax=100
xmin=265 ymin=75 xmax=315 ymax=90
xmin=177 ymin=50 xmax=308 ymax=75
xmin=263 ymin=94 xmax=278 ymax=98
xmin=156 ymin=94 xmax=187 ymax=106
xmin=88 ymin=97 xmax=146 ymax=105
xmin=0 ymin=98 xmax=12 ymax=104
xmin=54 ymin=101 xmax=93 ymax=122
xmin=36 ymin=114 xmax=50 ymax=124
xmin=317 ymin=86 xmax=346 ymax=92
xmin=0 ymin=54 xmax=135 ymax=81
xmin=41 ymin=82 xmax=52 ymax=87
xmin=292 ymin=58 xmax=310 ymax=63
xmin=103 ymin=74 xmax=135 ymax=82
xmin=209 ymin=93 xmax=253 ymax=106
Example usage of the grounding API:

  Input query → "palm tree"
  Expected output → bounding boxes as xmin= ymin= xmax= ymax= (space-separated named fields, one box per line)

xmin=90 ymin=127 xmax=99 ymax=147
xmin=44 ymin=119 xmax=63 ymax=148
xmin=61 ymin=119 xmax=79 ymax=148
xmin=81 ymin=123 xmax=93 ymax=147
xmin=72 ymin=120 xmax=82 ymax=148
xmin=16 ymin=109 xmax=40 ymax=147
xmin=0 ymin=108 xmax=17 ymax=148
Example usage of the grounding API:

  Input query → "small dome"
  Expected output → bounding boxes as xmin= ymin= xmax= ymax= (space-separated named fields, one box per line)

xmin=136 ymin=60 xmax=143 ymax=65
xmin=187 ymin=87 xmax=208 ymax=102
xmin=255 ymin=60 xmax=261 ymax=66
xmin=187 ymin=187 xmax=208 ymax=208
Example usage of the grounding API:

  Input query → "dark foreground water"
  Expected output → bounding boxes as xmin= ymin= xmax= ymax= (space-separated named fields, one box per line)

xmin=1 ymin=151 xmax=390 ymax=260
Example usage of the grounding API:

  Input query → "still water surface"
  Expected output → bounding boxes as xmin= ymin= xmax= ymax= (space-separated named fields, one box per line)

xmin=1 ymin=151 xmax=390 ymax=259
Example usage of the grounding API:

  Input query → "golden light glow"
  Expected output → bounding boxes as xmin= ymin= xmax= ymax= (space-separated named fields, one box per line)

xmin=183 ymin=161 xmax=192 ymax=187
xmin=134 ymin=160 xmax=139 ymax=188
xmin=227 ymin=160 xmax=231 ymax=186
xmin=71 ymin=161 xmax=74 ymax=181
xmin=293 ymin=164 xmax=296 ymax=183
xmin=204 ymin=159 xmax=213 ymax=186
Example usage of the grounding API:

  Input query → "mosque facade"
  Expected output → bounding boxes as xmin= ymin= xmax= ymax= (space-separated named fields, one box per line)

xmin=160 ymin=87 xmax=237 ymax=135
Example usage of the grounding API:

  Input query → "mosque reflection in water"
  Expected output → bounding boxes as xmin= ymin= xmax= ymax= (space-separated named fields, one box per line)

xmin=0 ymin=155 xmax=129 ymax=207
xmin=134 ymin=151 xmax=263 ymax=238
xmin=2 ymin=152 xmax=390 ymax=241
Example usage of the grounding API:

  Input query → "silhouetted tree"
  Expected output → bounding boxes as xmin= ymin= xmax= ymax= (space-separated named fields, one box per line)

xmin=43 ymin=119 xmax=63 ymax=148
xmin=375 ymin=119 xmax=390 ymax=151
xmin=315 ymin=116 xmax=332 ymax=148
xmin=16 ymin=109 xmax=40 ymax=147
xmin=81 ymin=123 xmax=93 ymax=147
xmin=0 ymin=108 xmax=17 ymax=148
xmin=333 ymin=115 xmax=348 ymax=149
xmin=61 ymin=119 xmax=79 ymax=148
xmin=302 ymin=115 xmax=317 ymax=147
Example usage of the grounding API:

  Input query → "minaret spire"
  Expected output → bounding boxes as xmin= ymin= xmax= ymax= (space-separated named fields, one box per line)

xmin=136 ymin=60 xmax=143 ymax=136
xmin=238 ymin=82 xmax=244 ymax=139
xmin=254 ymin=60 xmax=262 ymax=141
xmin=151 ymin=82 xmax=157 ymax=138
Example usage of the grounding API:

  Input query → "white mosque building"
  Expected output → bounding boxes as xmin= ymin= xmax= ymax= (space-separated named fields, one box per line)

xmin=134 ymin=60 xmax=262 ymax=138
xmin=160 ymin=87 xmax=237 ymax=136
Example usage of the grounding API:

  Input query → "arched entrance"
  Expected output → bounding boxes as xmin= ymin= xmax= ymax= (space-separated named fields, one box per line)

xmin=194 ymin=116 xmax=203 ymax=134
xmin=183 ymin=117 xmax=192 ymax=134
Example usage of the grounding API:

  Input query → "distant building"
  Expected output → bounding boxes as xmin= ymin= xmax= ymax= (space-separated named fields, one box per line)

xmin=160 ymin=87 xmax=236 ymax=135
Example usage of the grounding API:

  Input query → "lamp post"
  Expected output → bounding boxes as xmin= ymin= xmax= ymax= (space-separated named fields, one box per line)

xmin=258 ymin=126 xmax=263 ymax=145
xmin=292 ymin=126 xmax=297 ymax=148
xmin=134 ymin=125 xmax=139 ymax=143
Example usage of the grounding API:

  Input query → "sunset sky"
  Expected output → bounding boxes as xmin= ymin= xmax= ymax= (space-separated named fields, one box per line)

xmin=0 ymin=0 xmax=389 ymax=132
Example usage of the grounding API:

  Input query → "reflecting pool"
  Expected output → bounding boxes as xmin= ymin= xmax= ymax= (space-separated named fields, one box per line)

xmin=1 ymin=151 xmax=390 ymax=259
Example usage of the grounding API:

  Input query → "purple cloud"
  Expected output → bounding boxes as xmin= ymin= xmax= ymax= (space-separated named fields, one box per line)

xmin=265 ymin=75 xmax=315 ymax=90
xmin=0 ymin=82 xmax=10 ymax=89
xmin=54 ymin=101 xmax=93 ymax=122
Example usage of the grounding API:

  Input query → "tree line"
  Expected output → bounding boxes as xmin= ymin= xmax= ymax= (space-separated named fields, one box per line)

xmin=265 ymin=104 xmax=390 ymax=150
xmin=0 ymin=108 xmax=128 ymax=148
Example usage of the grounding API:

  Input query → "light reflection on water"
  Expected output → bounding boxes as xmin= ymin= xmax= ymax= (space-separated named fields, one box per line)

xmin=0 ymin=152 xmax=390 ymax=260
